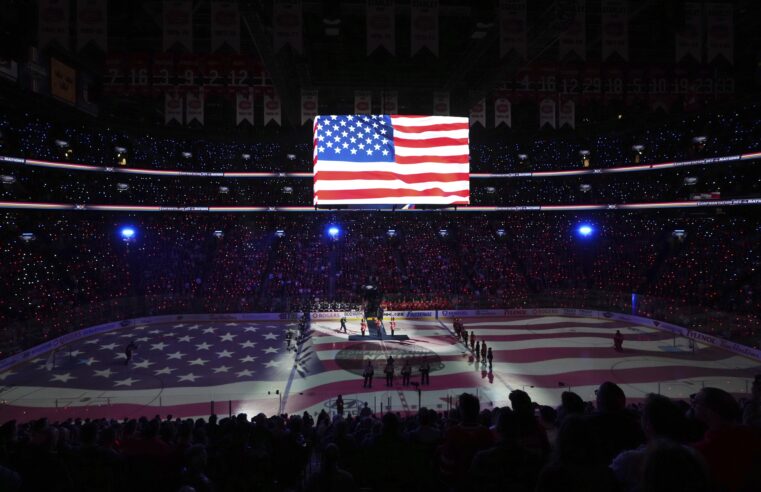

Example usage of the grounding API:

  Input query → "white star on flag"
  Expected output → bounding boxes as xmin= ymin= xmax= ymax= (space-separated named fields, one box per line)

xmin=240 ymin=341 xmax=257 ymax=348
xmin=51 ymin=373 xmax=75 ymax=383
xmin=219 ymin=332 xmax=237 ymax=342
xmin=133 ymin=360 xmax=155 ymax=369
xmin=188 ymin=358 xmax=208 ymax=366
xmin=236 ymin=369 xmax=254 ymax=378
xmin=216 ymin=350 xmax=234 ymax=358
xmin=196 ymin=342 xmax=212 ymax=351
xmin=263 ymin=347 xmax=279 ymax=354
xmin=202 ymin=327 xmax=216 ymax=334
xmin=240 ymin=355 xmax=257 ymax=363
xmin=80 ymin=357 xmax=98 ymax=366
xmin=151 ymin=342 xmax=169 ymax=351
xmin=178 ymin=373 xmax=200 ymax=382
xmin=114 ymin=377 xmax=139 ymax=387
xmin=154 ymin=367 xmax=176 ymax=376
xmin=94 ymin=369 xmax=113 ymax=378
xmin=263 ymin=333 xmax=278 ymax=340
xmin=264 ymin=360 xmax=280 ymax=369
xmin=243 ymin=326 xmax=259 ymax=333
xmin=167 ymin=351 xmax=186 ymax=360
xmin=178 ymin=336 xmax=194 ymax=342
xmin=100 ymin=343 xmax=119 ymax=351
xmin=212 ymin=366 xmax=231 ymax=373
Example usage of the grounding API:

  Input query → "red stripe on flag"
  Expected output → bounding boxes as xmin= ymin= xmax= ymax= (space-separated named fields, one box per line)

xmin=316 ymin=188 xmax=469 ymax=200
xmin=314 ymin=171 xmax=470 ymax=183
xmin=392 ymin=122 xmax=469 ymax=133
xmin=394 ymin=155 xmax=469 ymax=164
xmin=394 ymin=136 xmax=469 ymax=148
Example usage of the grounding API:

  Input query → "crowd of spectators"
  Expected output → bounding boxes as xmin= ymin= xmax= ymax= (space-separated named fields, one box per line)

xmin=2 ymin=102 xmax=761 ymax=178
xmin=1 ymin=380 xmax=760 ymax=492
xmin=1 ymin=211 xmax=759 ymax=358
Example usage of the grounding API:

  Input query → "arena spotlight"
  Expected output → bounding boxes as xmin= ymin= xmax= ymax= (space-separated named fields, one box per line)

xmin=275 ymin=229 xmax=285 ymax=238
xmin=496 ymin=228 xmax=506 ymax=237
xmin=213 ymin=230 xmax=224 ymax=238
xmin=116 ymin=183 xmax=129 ymax=192
xmin=1 ymin=175 xmax=15 ymax=184
xmin=328 ymin=226 xmax=340 ymax=238
xmin=282 ymin=186 xmax=293 ymax=194
xmin=684 ymin=176 xmax=698 ymax=186
xmin=439 ymin=229 xmax=448 ymax=237
xmin=577 ymin=224 xmax=594 ymax=237
xmin=54 ymin=139 xmax=69 ymax=148
xmin=486 ymin=186 xmax=496 ymax=194
xmin=387 ymin=229 xmax=397 ymax=237
xmin=120 ymin=227 xmax=136 ymax=240
xmin=579 ymin=184 xmax=592 ymax=193
xmin=286 ymin=153 xmax=296 ymax=160
xmin=20 ymin=232 xmax=36 ymax=242
xmin=218 ymin=186 xmax=230 ymax=194
xmin=182 ymin=151 xmax=192 ymax=159
xmin=242 ymin=153 xmax=251 ymax=160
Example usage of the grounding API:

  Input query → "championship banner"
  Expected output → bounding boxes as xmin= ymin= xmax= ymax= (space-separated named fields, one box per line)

xmin=211 ymin=1 xmax=240 ymax=52
xmin=50 ymin=58 xmax=76 ymax=105
xmin=469 ymin=98 xmax=485 ymax=128
xmin=432 ymin=91 xmax=449 ymax=116
xmin=381 ymin=90 xmax=398 ymax=114
xmin=539 ymin=98 xmax=556 ymax=128
xmin=601 ymin=0 xmax=627 ymax=61
xmin=301 ymin=89 xmax=318 ymax=124
xmin=706 ymin=3 xmax=733 ymax=64
xmin=76 ymin=0 xmax=107 ymax=51
xmin=236 ymin=87 xmax=254 ymax=126
xmin=558 ymin=0 xmax=586 ymax=60
xmin=263 ymin=88 xmax=282 ymax=126
xmin=494 ymin=97 xmax=512 ymax=128
xmin=165 ymin=91 xmax=183 ymax=124
xmin=185 ymin=90 xmax=204 ymax=125
xmin=273 ymin=0 xmax=303 ymax=54
xmin=499 ymin=0 xmax=526 ymax=59
xmin=163 ymin=0 xmax=193 ymax=52
xmin=354 ymin=90 xmax=372 ymax=114
xmin=410 ymin=0 xmax=438 ymax=56
xmin=367 ymin=0 xmax=395 ymax=55
xmin=676 ymin=2 xmax=703 ymax=62
xmin=559 ymin=99 xmax=575 ymax=129
xmin=38 ymin=0 xmax=70 ymax=50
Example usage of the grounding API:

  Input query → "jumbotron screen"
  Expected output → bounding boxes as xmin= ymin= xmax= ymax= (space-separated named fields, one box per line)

xmin=312 ymin=115 xmax=469 ymax=205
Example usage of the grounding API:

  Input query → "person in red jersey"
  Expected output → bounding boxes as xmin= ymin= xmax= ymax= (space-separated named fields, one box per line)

xmin=360 ymin=318 xmax=366 ymax=336
xmin=613 ymin=330 xmax=624 ymax=352
xmin=691 ymin=387 xmax=761 ymax=492
xmin=439 ymin=393 xmax=494 ymax=489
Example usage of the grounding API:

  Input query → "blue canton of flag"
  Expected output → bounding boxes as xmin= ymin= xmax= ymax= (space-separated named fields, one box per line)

xmin=315 ymin=115 xmax=395 ymax=163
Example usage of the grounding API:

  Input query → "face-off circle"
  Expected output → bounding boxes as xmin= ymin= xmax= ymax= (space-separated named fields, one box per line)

xmin=335 ymin=342 xmax=443 ymax=376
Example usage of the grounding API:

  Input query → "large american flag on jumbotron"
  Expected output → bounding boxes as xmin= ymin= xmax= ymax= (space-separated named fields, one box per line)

xmin=313 ymin=115 xmax=470 ymax=205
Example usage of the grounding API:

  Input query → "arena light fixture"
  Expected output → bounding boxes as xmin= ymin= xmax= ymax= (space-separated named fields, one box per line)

xmin=387 ymin=229 xmax=397 ymax=237
xmin=632 ymin=144 xmax=644 ymax=153
xmin=20 ymin=232 xmax=36 ymax=242
xmin=213 ymin=230 xmax=224 ymax=238
xmin=54 ymin=139 xmax=69 ymax=148
xmin=684 ymin=176 xmax=698 ymax=186
xmin=486 ymin=186 xmax=496 ymax=194
xmin=439 ymin=229 xmax=448 ymax=237
xmin=116 ymin=183 xmax=129 ymax=192
xmin=496 ymin=228 xmax=506 ymax=237
xmin=242 ymin=153 xmax=251 ymax=160
xmin=286 ymin=153 xmax=296 ymax=160
xmin=328 ymin=226 xmax=340 ymax=238
xmin=672 ymin=229 xmax=686 ymax=239
xmin=1 ymin=175 xmax=15 ymax=184
xmin=579 ymin=184 xmax=592 ymax=192
xmin=120 ymin=227 xmax=136 ymax=240
xmin=182 ymin=151 xmax=192 ymax=159
xmin=577 ymin=224 xmax=594 ymax=237
xmin=282 ymin=186 xmax=293 ymax=194
xmin=218 ymin=186 xmax=229 ymax=194
xmin=275 ymin=229 xmax=285 ymax=237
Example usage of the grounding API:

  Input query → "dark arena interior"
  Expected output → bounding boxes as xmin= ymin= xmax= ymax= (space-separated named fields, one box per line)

xmin=1 ymin=1 xmax=761 ymax=491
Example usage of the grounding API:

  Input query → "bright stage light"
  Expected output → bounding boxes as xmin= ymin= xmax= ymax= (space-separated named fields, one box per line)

xmin=121 ymin=227 xmax=136 ymax=239
xmin=577 ymin=225 xmax=593 ymax=237
xmin=328 ymin=226 xmax=340 ymax=237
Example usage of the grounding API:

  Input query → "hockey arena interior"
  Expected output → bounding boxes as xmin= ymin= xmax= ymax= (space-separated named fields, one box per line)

xmin=0 ymin=1 xmax=760 ymax=491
